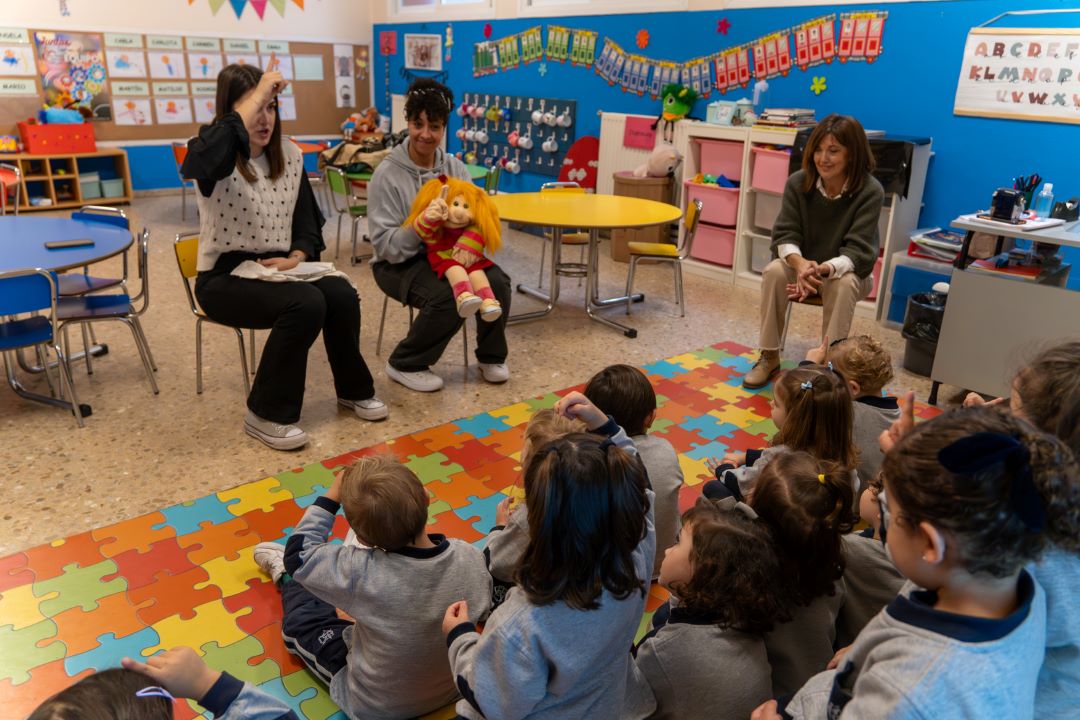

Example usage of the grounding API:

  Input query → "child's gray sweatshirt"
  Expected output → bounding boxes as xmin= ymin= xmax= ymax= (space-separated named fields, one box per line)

xmin=783 ymin=571 xmax=1046 ymax=719
xmin=851 ymin=396 xmax=900 ymax=494
xmin=284 ymin=497 xmax=493 ymax=720
xmin=1032 ymin=546 xmax=1080 ymax=714
xmin=765 ymin=581 xmax=846 ymax=697
xmin=836 ymin=531 xmax=904 ymax=647
xmin=634 ymin=433 xmax=684 ymax=578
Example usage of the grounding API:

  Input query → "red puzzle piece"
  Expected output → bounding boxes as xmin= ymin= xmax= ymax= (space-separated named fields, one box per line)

xmin=179 ymin=518 xmax=259 ymax=566
xmin=250 ymin=621 xmax=306 ymax=676
xmin=439 ymin=439 xmax=510 ymax=473
xmin=128 ymin=567 xmax=222 ymax=626
xmin=23 ymin=531 xmax=108 ymax=583
xmin=0 ymin=552 xmax=33 ymax=593
xmin=476 ymin=425 xmax=525 ymax=458
xmin=52 ymin=591 xmax=145 ymax=655
xmin=222 ymin=577 xmax=282 ymax=636
xmin=105 ymin=537 xmax=197 ymax=591
xmin=732 ymin=392 xmax=773 ymax=417
xmin=716 ymin=428 xmax=772 ymax=453
xmin=472 ymin=456 xmax=523 ymax=496
xmin=243 ymin=502 xmax=303 ymax=543
xmin=427 ymin=471 xmax=492 ymax=511
xmin=650 ymin=425 xmax=710 ymax=455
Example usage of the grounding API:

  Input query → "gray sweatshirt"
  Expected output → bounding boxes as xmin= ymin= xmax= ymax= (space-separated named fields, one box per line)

xmin=448 ymin=420 xmax=657 ymax=720
xmin=635 ymin=434 xmax=684 ymax=578
xmin=1032 ymin=546 xmax=1080 ymax=714
xmin=366 ymin=139 xmax=471 ymax=264
xmin=284 ymin=496 xmax=493 ymax=720
xmin=784 ymin=571 xmax=1046 ymax=720
xmin=722 ymin=445 xmax=858 ymax=500
xmin=837 ymin=531 xmax=905 ymax=647
xmin=623 ymin=609 xmax=772 ymax=720
xmin=765 ymin=581 xmax=846 ymax=697
xmin=851 ymin=396 xmax=900 ymax=493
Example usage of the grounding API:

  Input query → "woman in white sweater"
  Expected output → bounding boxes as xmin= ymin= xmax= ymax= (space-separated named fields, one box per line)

xmin=182 ymin=64 xmax=385 ymax=450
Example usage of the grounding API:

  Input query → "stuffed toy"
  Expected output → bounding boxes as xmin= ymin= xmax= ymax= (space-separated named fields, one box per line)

xmin=651 ymin=83 xmax=699 ymax=143
xmin=632 ymin=143 xmax=682 ymax=178
xmin=356 ymin=107 xmax=380 ymax=133
xmin=403 ymin=176 xmax=503 ymax=320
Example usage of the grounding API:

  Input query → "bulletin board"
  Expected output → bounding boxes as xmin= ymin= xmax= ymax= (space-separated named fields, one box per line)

xmin=0 ymin=28 xmax=369 ymax=140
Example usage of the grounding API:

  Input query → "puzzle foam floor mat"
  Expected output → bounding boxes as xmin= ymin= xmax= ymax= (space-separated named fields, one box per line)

xmin=0 ymin=341 xmax=941 ymax=718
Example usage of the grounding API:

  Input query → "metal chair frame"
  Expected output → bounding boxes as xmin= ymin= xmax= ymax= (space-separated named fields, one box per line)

xmin=624 ymin=198 xmax=703 ymax=318
xmin=172 ymin=142 xmax=197 ymax=222
xmin=537 ymin=181 xmax=589 ymax=289
xmin=375 ymin=295 xmax=469 ymax=371
xmin=174 ymin=233 xmax=257 ymax=395
xmin=0 ymin=162 xmax=21 ymax=215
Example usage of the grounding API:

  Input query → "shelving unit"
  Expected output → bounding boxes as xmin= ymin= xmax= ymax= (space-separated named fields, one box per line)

xmin=5 ymin=148 xmax=132 ymax=212
xmin=668 ymin=120 xmax=932 ymax=325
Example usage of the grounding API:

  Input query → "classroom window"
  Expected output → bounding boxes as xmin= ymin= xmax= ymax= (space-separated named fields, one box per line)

xmin=391 ymin=0 xmax=493 ymax=21
xmin=519 ymin=0 xmax=688 ymax=18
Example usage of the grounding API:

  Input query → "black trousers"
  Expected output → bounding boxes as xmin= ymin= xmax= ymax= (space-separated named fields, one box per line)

xmin=195 ymin=273 xmax=375 ymax=424
xmin=371 ymin=254 xmax=511 ymax=372
xmin=279 ymin=578 xmax=351 ymax=685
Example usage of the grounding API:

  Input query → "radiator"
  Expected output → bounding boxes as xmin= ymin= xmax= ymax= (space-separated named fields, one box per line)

xmin=596 ymin=112 xmax=655 ymax=196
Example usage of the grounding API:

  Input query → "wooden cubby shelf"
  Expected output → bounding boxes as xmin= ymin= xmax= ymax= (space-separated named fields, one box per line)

xmin=5 ymin=147 xmax=132 ymax=212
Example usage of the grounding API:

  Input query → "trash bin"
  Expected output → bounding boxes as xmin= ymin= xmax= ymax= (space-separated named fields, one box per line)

xmin=611 ymin=171 xmax=674 ymax=262
xmin=901 ymin=291 xmax=947 ymax=377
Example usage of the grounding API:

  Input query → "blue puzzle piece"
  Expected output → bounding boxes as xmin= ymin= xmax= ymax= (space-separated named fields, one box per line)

xmin=65 ymin=626 xmax=161 ymax=676
xmin=452 ymin=413 xmax=513 ymax=440
xmin=454 ymin=493 xmax=506 ymax=540
xmin=641 ymin=359 xmax=687 ymax=379
xmin=717 ymin=355 xmax=755 ymax=374
xmin=684 ymin=440 xmax=732 ymax=462
xmin=153 ymin=494 xmax=240 ymax=537
xmin=292 ymin=487 xmax=329 ymax=509
xmin=681 ymin=415 xmax=740 ymax=442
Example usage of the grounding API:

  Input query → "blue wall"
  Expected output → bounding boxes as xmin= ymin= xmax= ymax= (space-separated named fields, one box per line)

xmin=375 ymin=0 xmax=1080 ymax=285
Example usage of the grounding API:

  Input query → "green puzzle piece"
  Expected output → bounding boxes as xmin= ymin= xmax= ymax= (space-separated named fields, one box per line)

xmin=523 ymin=392 xmax=561 ymax=413
xmin=200 ymin=636 xmax=280 ymax=687
xmin=647 ymin=417 xmax=675 ymax=434
xmin=405 ymin=453 xmax=464 ymax=486
xmin=427 ymin=499 xmax=452 ymax=525
xmin=690 ymin=346 xmax=734 ymax=363
xmin=0 ymin=620 xmax=65 ymax=684
xmin=282 ymin=668 xmax=341 ymax=719
xmin=274 ymin=463 xmax=336 ymax=499
xmin=34 ymin=560 xmax=127 ymax=617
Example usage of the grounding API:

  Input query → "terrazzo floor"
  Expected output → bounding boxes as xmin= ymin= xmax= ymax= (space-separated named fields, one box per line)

xmin=1 ymin=191 xmax=962 ymax=556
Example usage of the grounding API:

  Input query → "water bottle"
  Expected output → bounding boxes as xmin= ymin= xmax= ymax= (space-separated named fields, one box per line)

xmin=1033 ymin=183 xmax=1055 ymax=217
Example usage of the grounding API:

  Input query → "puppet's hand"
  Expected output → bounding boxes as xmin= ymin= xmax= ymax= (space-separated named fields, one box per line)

xmin=451 ymin=245 xmax=482 ymax=268
xmin=423 ymin=185 xmax=450 ymax=224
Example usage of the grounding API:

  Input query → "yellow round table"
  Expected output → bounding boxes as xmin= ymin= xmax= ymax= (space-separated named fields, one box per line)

xmin=493 ymin=193 xmax=682 ymax=337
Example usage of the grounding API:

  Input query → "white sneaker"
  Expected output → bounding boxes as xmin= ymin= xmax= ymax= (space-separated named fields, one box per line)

xmin=244 ymin=411 xmax=309 ymax=451
xmin=385 ymin=362 xmax=444 ymax=392
xmin=253 ymin=541 xmax=286 ymax=584
xmin=478 ymin=362 xmax=509 ymax=384
xmin=338 ymin=396 xmax=389 ymax=421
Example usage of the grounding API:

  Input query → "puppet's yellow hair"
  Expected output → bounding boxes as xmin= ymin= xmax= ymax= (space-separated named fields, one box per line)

xmin=403 ymin=176 xmax=502 ymax=253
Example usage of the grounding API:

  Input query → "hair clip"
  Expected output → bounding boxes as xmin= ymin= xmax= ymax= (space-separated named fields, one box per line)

xmin=136 ymin=687 xmax=176 ymax=702
xmin=800 ymin=380 xmax=814 ymax=391
xmin=938 ymin=432 xmax=1046 ymax=533
xmin=817 ymin=473 xmax=826 ymax=485
xmin=827 ymin=361 xmax=834 ymax=372
xmin=598 ymin=437 xmax=615 ymax=452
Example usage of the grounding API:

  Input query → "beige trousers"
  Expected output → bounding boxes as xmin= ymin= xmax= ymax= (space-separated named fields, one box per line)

xmin=758 ymin=258 xmax=873 ymax=351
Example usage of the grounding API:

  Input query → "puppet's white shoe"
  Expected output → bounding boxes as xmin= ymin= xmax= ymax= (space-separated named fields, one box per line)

xmin=456 ymin=292 xmax=482 ymax=317
xmin=478 ymin=298 xmax=502 ymax=322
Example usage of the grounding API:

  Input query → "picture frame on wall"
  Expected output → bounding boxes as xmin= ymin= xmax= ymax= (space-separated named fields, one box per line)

xmin=404 ymin=33 xmax=442 ymax=71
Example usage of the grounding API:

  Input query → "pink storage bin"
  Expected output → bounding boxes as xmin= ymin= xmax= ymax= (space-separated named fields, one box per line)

xmin=684 ymin=181 xmax=739 ymax=226
xmin=690 ymin=223 xmax=735 ymax=267
xmin=866 ymin=255 xmax=883 ymax=300
xmin=750 ymin=145 xmax=792 ymax=194
xmin=696 ymin=139 xmax=742 ymax=181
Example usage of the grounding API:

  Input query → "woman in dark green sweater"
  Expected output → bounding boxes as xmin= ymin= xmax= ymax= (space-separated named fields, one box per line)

xmin=743 ymin=114 xmax=884 ymax=389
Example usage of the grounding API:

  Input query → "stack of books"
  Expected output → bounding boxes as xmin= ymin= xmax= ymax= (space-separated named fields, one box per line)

xmin=908 ymin=228 xmax=964 ymax=263
xmin=756 ymin=108 xmax=817 ymax=129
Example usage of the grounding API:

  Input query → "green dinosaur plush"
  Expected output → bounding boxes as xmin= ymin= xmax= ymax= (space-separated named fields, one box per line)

xmin=652 ymin=83 xmax=699 ymax=143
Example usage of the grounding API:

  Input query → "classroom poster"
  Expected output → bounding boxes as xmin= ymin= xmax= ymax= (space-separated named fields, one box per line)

xmin=260 ymin=54 xmax=293 ymax=79
xmin=112 ymin=98 xmax=152 ymax=125
xmin=188 ymin=53 xmax=224 ymax=80
xmin=225 ymin=53 xmax=260 ymax=68
xmin=148 ymin=51 xmax=187 ymax=79
xmin=106 ymin=49 xmax=147 ymax=78
xmin=154 ymin=96 xmax=193 ymax=124
xmin=277 ymin=94 xmax=296 ymax=121
xmin=0 ymin=45 xmax=36 ymax=75
xmin=293 ymin=54 xmax=323 ymax=80
xmin=333 ymin=44 xmax=354 ymax=108
xmin=33 ymin=31 xmax=111 ymax=119
xmin=193 ymin=95 xmax=216 ymax=123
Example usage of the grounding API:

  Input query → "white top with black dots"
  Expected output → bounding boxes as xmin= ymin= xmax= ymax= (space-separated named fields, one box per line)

xmin=195 ymin=139 xmax=304 ymax=272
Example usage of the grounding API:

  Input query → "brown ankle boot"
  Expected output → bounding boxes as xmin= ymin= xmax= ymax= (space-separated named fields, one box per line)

xmin=742 ymin=350 xmax=780 ymax=389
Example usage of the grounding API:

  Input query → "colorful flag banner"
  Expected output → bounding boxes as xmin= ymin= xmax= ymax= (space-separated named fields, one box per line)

xmin=751 ymin=30 xmax=792 ymax=81
xmin=546 ymin=25 xmax=569 ymax=62
xmin=568 ymin=29 xmax=597 ymax=67
xmin=473 ymin=40 xmax=499 ymax=77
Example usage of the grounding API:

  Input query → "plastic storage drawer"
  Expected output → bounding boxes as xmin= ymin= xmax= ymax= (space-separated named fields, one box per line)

xmin=752 ymin=191 xmax=782 ymax=231
xmin=101 ymin=178 xmax=125 ymax=198
xmin=690 ymin=223 xmax=735 ymax=267
xmin=750 ymin=146 xmax=791 ymax=193
xmin=750 ymin=234 xmax=772 ymax=273
xmin=684 ymin=182 xmax=739 ymax=226
xmin=696 ymin=139 xmax=742 ymax=180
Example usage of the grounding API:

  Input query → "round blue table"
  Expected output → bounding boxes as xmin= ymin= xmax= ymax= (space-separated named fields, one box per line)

xmin=0 ymin=216 xmax=132 ymax=273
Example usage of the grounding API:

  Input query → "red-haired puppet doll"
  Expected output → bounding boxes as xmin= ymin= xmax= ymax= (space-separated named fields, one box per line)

xmin=403 ymin=175 xmax=503 ymax=320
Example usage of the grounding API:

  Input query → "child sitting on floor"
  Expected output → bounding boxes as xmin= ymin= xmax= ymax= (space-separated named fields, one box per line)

xmin=585 ymin=363 xmax=685 ymax=578
xmin=766 ymin=407 xmax=1077 ymax=720
xmin=31 ymin=646 xmax=295 ymax=720
xmin=484 ymin=407 xmax=586 ymax=606
xmin=443 ymin=391 xmax=655 ymax=719
xmin=705 ymin=364 xmax=859 ymax=501
xmin=624 ymin=497 xmax=787 ymax=720
xmin=835 ymin=472 xmax=905 ymax=647
xmin=746 ymin=451 xmax=854 ymax=697
xmin=806 ymin=334 xmax=898 ymax=491
xmin=253 ymin=455 xmax=492 ymax=720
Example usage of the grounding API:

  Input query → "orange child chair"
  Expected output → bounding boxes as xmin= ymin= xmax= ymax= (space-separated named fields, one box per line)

xmin=172 ymin=142 xmax=197 ymax=222
xmin=0 ymin=163 xmax=20 ymax=215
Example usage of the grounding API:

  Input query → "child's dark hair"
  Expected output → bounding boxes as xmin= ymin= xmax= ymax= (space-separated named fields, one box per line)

xmin=583 ymin=364 xmax=657 ymax=437
xmin=1014 ymin=340 xmax=1080 ymax=457
xmin=750 ymin=451 xmax=854 ymax=606
xmin=339 ymin=455 xmax=429 ymax=551
xmin=214 ymin=64 xmax=283 ymax=182
xmin=774 ymin=365 xmax=859 ymax=470
xmin=882 ymin=406 xmax=1080 ymax=575
xmin=518 ymin=433 xmax=650 ymax=610
xmin=828 ymin=335 xmax=894 ymax=396
xmin=668 ymin=498 xmax=788 ymax=634
xmin=403 ymin=77 xmax=454 ymax=125
xmin=29 ymin=668 xmax=172 ymax=720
